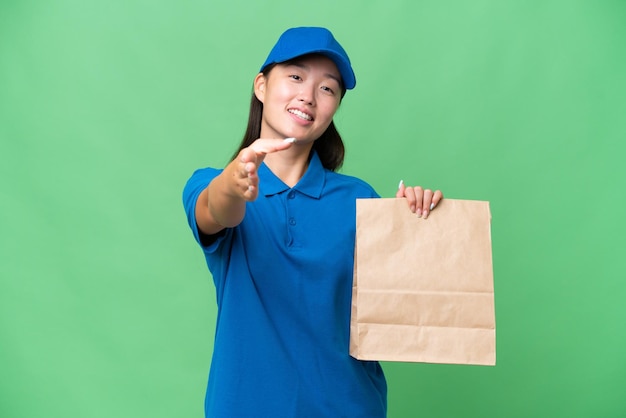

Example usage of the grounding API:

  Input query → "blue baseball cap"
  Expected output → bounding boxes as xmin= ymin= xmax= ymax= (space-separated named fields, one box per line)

xmin=260 ymin=27 xmax=356 ymax=90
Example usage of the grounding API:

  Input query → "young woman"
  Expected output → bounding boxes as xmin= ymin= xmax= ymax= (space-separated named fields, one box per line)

xmin=183 ymin=27 xmax=443 ymax=418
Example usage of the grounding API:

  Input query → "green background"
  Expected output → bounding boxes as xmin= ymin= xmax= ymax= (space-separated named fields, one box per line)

xmin=1 ymin=0 xmax=625 ymax=417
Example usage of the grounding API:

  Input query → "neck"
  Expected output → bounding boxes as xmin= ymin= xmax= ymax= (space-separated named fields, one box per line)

xmin=263 ymin=143 xmax=313 ymax=187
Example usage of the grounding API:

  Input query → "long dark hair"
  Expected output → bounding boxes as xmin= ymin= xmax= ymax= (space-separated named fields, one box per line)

xmin=231 ymin=59 xmax=347 ymax=172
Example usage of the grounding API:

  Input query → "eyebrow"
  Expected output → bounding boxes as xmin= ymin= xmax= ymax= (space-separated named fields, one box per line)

xmin=289 ymin=62 xmax=342 ymax=86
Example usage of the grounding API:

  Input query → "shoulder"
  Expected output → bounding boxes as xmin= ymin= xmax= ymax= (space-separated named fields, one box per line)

xmin=183 ymin=167 xmax=223 ymax=193
xmin=182 ymin=166 xmax=223 ymax=211
xmin=187 ymin=166 xmax=223 ymax=183
xmin=324 ymin=170 xmax=380 ymax=198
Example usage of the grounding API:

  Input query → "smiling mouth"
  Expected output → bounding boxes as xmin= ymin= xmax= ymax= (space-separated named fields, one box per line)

xmin=288 ymin=108 xmax=313 ymax=121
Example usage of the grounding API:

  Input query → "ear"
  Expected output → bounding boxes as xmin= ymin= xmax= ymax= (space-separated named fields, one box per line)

xmin=253 ymin=73 xmax=266 ymax=103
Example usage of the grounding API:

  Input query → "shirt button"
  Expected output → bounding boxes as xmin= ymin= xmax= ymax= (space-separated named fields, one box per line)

xmin=289 ymin=218 xmax=296 ymax=226
xmin=288 ymin=191 xmax=296 ymax=199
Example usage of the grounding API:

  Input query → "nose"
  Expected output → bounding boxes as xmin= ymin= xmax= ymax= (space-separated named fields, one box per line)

xmin=298 ymin=84 xmax=315 ymax=106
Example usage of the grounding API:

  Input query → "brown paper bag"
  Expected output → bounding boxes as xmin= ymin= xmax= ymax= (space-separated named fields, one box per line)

xmin=349 ymin=198 xmax=495 ymax=366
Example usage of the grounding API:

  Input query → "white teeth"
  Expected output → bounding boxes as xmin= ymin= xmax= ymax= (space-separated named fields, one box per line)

xmin=288 ymin=109 xmax=312 ymax=121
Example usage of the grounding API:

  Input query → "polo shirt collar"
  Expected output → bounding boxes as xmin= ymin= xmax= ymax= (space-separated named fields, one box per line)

xmin=259 ymin=151 xmax=326 ymax=199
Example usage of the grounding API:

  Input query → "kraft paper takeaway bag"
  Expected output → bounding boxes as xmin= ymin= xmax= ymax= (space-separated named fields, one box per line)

xmin=349 ymin=198 xmax=495 ymax=365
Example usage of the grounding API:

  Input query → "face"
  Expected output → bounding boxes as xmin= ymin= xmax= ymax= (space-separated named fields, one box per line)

xmin=254 ymin=54 xmax=342 ymax=144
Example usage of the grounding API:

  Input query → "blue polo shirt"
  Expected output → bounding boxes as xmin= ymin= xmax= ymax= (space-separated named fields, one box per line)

xmin=183 ymin=151 xmax=387 ymax=418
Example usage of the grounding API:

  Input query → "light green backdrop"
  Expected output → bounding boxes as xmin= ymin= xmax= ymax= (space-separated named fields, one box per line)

xmin=1 ymin=1 xmax=625 ymax=417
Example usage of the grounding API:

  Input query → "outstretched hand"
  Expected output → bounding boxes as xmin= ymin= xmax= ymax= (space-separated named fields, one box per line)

xmin=234 ymin=138 xmax=295 ymax=201
xmin=396 ymin=180 xmax=443 ymax=219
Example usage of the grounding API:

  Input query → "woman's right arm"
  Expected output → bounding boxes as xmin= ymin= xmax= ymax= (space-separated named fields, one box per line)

xmin=194 ymin=138 xmax=294 ymax=235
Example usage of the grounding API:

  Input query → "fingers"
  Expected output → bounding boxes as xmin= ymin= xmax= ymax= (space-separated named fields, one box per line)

xmin=431 ymin=189 xmax=443 ymax=210
xmin=398 ymin=181 xmax=443 ymax=219
xmin=235 ymin=148 xmax=260 ymax=201
xmin=395 ymin=180 xmax=405 ymax=198
xmin=235 ymin=138 xmax=296 ymax=201
xmin=421 ymin=188 xmax=433 ymax=219
xmin=249 ymin=137 xmax=295 ymax=156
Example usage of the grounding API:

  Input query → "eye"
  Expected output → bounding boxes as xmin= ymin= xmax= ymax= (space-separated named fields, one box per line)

xmin=289 ymin=74 xmax=302 ymax=81
xmin=321 ymin=85 xmax=335 ymax=95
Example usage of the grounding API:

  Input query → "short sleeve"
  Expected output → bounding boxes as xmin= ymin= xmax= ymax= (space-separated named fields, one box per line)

xmin=182 ymin=167 xmax=230 ymax=253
